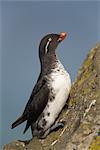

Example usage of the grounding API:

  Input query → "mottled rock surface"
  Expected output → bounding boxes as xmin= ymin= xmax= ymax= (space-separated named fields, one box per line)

xmin=3 ymin=44 xmax=100 ymax=150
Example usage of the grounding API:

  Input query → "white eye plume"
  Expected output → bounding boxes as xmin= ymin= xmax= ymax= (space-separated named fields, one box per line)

xmin=45 ymin=38 xmax=52 ymax=54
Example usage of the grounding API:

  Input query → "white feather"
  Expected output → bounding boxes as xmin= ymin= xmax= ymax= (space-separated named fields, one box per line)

xmin=45 ymin=38 xmax=52 ymax=53
xmin=43 ymin=60 xmax=71 ymax=130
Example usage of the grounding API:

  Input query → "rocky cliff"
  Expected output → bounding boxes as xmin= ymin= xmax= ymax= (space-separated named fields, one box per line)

xmin=3 ymin=44 xmax=100 ymax=150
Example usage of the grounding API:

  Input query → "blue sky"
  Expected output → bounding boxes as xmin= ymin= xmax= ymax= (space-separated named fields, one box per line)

xmin=0 ymin=1 xmax=100 ymax=148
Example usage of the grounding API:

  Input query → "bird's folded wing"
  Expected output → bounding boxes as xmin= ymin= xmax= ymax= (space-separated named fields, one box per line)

xmin=23 ymin=77 xmax=49 ymax=133
xmin=11 ymin=76 xmax=49 ymax=130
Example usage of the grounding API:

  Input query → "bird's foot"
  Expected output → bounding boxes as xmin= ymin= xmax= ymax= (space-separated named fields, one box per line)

xmin=39 ymin=120 xmax=66 ymax=139
xmin=50 ymin=119 xmax=66 ymax=132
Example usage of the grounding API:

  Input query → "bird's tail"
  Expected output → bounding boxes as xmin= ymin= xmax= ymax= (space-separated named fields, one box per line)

xmin=11 ymin=114 xmax=26 ymax=129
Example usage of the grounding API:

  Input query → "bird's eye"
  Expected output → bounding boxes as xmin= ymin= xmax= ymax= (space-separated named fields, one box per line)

xmin=45 ymin=38 xmax=52 ymax=54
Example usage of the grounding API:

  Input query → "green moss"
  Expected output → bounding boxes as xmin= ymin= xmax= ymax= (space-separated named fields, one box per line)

xmin=88 ymin=136 xmax=100 ymax=150
xmin=83 ymin=48 xmax=96 ymax=68
xmin=77 ymin=47 xmax=96 ymax=81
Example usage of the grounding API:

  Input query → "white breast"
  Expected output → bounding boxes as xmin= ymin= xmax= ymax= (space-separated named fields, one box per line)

xmin=43 ymin=61 xmax=71 ymax=130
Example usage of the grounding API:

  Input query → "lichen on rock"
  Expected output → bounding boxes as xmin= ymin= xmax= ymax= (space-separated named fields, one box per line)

xmin=3 ymin=44 xmax=100 ymax=150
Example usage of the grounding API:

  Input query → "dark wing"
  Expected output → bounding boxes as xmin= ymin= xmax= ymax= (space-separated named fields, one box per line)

xmin=11 ymin=75 xmax=49 ymax=132
xmin=23 ymin=78 xmax=49 ymax=133
xmin=23 ymin=73 xmax=45 ymax=115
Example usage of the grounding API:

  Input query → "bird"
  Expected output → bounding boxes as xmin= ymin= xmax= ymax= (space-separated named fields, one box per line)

xmin=11 ymin=32 xmax=71 ymax=138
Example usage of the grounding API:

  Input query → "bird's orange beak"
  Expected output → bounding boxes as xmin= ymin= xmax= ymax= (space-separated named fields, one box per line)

xmin=58 ymin=32 xmax=67 ymax=41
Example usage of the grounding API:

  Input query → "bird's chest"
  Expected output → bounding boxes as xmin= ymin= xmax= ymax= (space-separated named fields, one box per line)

xmin=47 ymin=65 xmax=71 ymax=96
xmin=46 ymin=64 xmax=71 ymax=114
xmin=50 ymin=72 xmax=69 ymax=93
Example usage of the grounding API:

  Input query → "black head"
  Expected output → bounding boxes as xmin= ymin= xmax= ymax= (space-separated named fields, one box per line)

xmin=39 ymin=32 xmax=67 ymax=62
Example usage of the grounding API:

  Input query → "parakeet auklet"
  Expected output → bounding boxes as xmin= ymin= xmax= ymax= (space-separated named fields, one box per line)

xmin=11 ymin=32 xmax=71 ymax=138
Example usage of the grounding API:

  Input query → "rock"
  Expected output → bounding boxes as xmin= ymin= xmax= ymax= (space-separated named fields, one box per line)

xmin=3 ymin=44 xmax=100 ymax=150
xmin=3 ymin=140 xmax=25 ymax=150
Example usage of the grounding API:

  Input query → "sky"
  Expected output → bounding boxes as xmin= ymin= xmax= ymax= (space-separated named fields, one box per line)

xmin=0 ymin=1 xmax=100 ymax=148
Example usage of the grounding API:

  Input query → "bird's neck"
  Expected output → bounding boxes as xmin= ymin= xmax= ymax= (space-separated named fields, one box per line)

xmin=40 ymin=52 xmax=58 ymax=74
